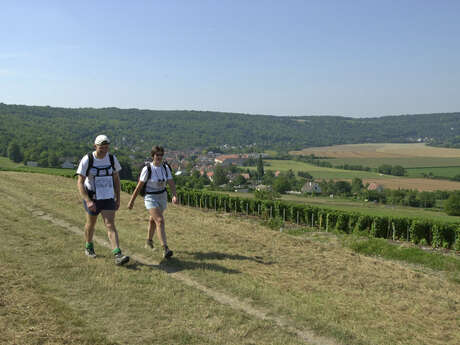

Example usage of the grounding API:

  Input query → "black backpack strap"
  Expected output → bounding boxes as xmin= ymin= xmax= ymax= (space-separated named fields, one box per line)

xmin=109 ymin=154 xmax=115 ymax=171
xmin=139 ymin=163 xmax=152 ymax=197
xmin=147 ymin=164 xmax=152 ymax=180
xmin=163 ymin=161 xmax=172 ymax=179
xmin=85 ymin=152 xmax=93 ymax=177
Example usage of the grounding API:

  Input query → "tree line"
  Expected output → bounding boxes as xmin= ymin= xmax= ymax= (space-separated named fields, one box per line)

xmin=2 ymin=103 xmax=460 ymax=157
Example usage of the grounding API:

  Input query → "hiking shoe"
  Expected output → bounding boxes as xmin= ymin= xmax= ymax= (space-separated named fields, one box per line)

xmin=163 ymin=247 xmax=173 ymax=259
xmin=114 ymin=252 xmax=130 ymax=266
xmin=85 ymin=247 xmax=97 ymax=258
xmin=145 ymin=239 xmax=155 ymax=250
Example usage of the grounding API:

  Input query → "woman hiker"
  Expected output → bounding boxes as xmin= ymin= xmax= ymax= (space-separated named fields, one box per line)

xmin=127 ymin=145 xmax=178 ymax=258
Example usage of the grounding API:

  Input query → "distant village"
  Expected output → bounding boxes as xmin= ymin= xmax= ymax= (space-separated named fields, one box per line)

xmin=159 ymin=150 xmax=270 ymax=191
xmin=26 ymin=146 xmax=386 ymax=196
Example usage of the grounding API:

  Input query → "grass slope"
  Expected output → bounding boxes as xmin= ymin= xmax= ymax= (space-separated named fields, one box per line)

xmin=1 ymin=171 xmax=459 ymax=345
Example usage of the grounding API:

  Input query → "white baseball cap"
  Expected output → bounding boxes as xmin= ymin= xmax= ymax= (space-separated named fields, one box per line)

xmin=94 ymin=134 xmax=111 ymax=145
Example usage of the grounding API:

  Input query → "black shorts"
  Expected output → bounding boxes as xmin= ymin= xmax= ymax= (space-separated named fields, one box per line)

xmin=83 ymin=198 xmax=117 ymax=216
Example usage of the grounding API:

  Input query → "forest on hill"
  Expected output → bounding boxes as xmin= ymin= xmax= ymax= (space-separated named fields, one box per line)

xmin=1 ymin=103 xmax=460 ymax=160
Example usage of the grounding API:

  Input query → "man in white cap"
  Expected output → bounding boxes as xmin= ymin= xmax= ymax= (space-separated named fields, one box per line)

xmin=76 ymin=134 xmax=129 ymax=265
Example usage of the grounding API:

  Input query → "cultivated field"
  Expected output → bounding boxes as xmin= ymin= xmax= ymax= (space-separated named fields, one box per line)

xmin=261 ymin=159 xmax=460 ymax=191
xmin=283 ymin=143 xmax=460 ymax=191
xmin=290 ymin=143 xmax=460 ymax=158
xmin=362 ymin=177 xmax=460 ymax=192
xmin=1 ymin=171 xmax=459 ymax=345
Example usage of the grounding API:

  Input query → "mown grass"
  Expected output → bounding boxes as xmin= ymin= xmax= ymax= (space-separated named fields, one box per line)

xmin=1 ymin=171 xmax=460 ymax=345
xmin=263 ymin=220 xmax=460 ymax=282
xmin=0 ymin=183 xmax=301 ymax=345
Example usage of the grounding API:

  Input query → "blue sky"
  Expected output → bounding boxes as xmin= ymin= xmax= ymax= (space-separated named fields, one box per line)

xmin=1 ymin=0 xmax=459 ymax=117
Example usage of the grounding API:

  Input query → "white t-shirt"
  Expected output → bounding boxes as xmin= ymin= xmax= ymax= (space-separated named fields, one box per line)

xmin=140 ymin=162 xmax=172 ymax=193
xmin=76 ymin=152 xmax=122 ymax=192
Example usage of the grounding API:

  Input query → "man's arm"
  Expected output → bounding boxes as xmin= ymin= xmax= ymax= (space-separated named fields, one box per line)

xmin=77 ymin=175 xmax=90 ymax=201
xmin=77 ymin=174 xmax=96 ymax=211
xmin=113 ymin=171 xmax=121 ymax=208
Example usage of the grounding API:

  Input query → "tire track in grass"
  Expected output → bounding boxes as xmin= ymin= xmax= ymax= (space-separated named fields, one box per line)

xmin=23 ymin=204 xmax=338 ymax=345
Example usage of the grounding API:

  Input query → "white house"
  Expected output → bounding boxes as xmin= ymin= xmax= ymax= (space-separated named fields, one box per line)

xmin=301 ymin=182 xmax=322 ymax=194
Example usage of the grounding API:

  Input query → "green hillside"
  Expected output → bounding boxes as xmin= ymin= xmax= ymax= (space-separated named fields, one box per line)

xmin=2 ymin=103 xmax=460 ymax=159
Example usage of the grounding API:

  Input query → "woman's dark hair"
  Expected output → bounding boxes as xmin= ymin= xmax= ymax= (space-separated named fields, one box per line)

xmin=151 ymin=146 xmax=165 ymax=158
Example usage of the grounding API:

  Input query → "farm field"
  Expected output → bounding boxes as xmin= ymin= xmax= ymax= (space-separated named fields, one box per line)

xmin=362 ymin=177 xmax=460 ymax=192
xmin=259 ymin=159 xmax=460 ymax=191
xmin=1 ymin=171 xmax=459 ymax=345
xmin=290 ymin=143 xmax=460 ymax=158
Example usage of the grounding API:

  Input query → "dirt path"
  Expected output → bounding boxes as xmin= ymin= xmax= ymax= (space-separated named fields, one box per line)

xmin=24 ymin=204 xmax=338 ymax=345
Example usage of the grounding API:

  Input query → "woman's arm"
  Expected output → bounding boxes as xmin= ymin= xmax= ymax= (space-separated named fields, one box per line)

xmin=167 ymin=179 xmax=177 ymax=204
xmin=127 ymin=181 xmax=145 ymax=209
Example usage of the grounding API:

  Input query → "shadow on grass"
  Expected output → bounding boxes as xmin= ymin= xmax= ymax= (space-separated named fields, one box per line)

xmin=182 ymin=251 xmax=275 ymax=265
xmin=124 ymin=261 xmax=159 ymax=271
xmin=125 ymin=256 xmax=242 ymax=274
xmin=159 ymin=257 xmax=242 ymax=274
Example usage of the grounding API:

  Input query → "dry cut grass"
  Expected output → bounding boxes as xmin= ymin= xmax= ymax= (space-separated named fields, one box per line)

xmin=1 ymin=171 xmax=459 ymax=345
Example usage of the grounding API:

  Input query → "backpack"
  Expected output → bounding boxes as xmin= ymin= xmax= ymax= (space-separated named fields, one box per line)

xmin=139 ymin=161 xmax=173 ymax=197
xmin=85 ymin=152 xmax=115 ymax=176
xmin=80 ymin=152 xmax=116 ymax=200
xmin=74 ymin=152 xmax=115 ymax=178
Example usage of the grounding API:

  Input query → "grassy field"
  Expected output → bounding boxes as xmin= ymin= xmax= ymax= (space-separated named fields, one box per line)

xmin=262 ymin=159 xmax=386 ymax=179
xmin=1 ymin=171 xmax=459 ymax=345
xmin=405 ymin=166 xmax=460 ymax=178
xmin=0 ymin=156 xmax=74 ymax=177
xmin=323 ymin=157 xmax=460 ymax=169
